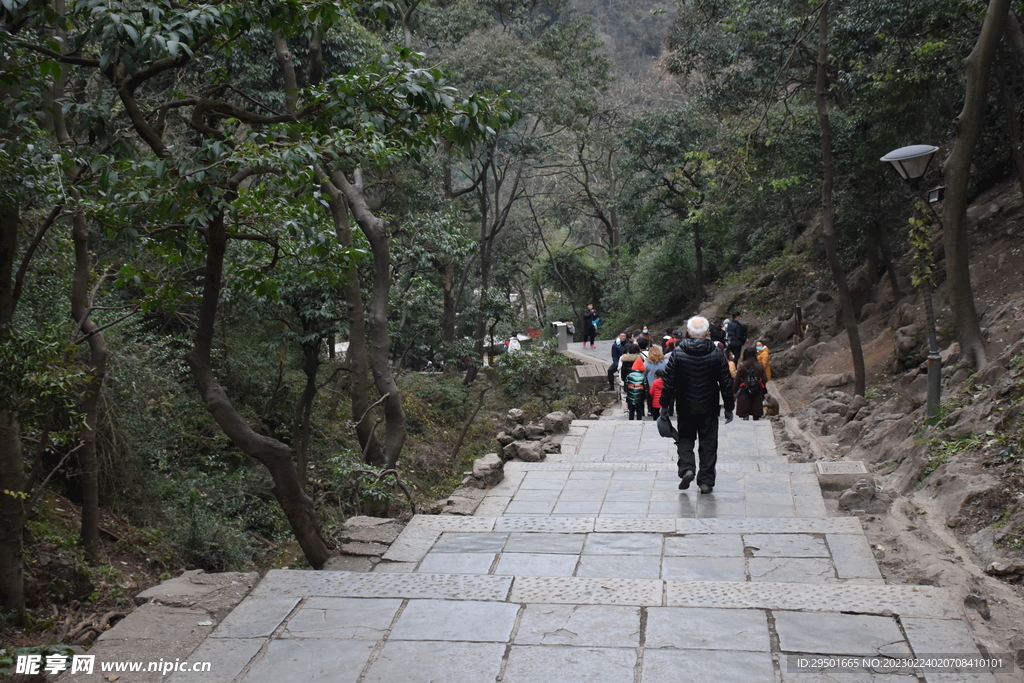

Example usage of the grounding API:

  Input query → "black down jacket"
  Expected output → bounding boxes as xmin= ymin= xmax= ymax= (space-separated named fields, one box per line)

xmin=661 ymin=337 xmax=735 ymax=416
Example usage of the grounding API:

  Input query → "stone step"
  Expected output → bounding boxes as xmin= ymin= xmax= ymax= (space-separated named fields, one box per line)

xmin=167 ymin=570 xmax=993 ymax=683
xmin=376 ymin=515 xmax=881 ymax=585
xmin=505 ymin=461 xmax=817 ymax=473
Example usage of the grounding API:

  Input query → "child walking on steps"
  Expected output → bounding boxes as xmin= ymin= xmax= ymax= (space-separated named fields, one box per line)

xmin=625 ymin=366 xmax=648 ymax=420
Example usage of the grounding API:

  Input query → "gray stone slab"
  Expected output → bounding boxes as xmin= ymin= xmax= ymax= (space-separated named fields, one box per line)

xmin=372 ymin=561 xmax=414 ymax=572
xmin=603 ymin=489 xmax=653 ymax=501
xmin=557 ymin=489 xmax=605 ymax=502
xmin=745 ymin=502 xmax=797 ymax=518
xmin=649 ymin=501 xmax=698 ymax=517
xmin=594 ymin=518 xmax=676 ymax=533
xmin=494 ymin=553 xmax=579 ymax=577
xmin=514 ymin=488 xmax=563 ymax=502
xmin=774 ymin=611 xmax=911 ymax=656
xmin=167 ymin=638 xmax=264 ymax=683
xmin=210 ymin=596 xmax=299 ymax=638
xmin=781 ymin=673 xmax=918 ymax=683
xmin=504 ymin=533 xmax=586 ymax=554
xmin=282 ymin=597 xmax=401 ymax=639
xmin=665 ymin=535 xmax=745 ymax=557
xmin=514 ymin=604 xmax=641 ymax=647
xmin=748 ymin=557 xmax=835 ymax=583
xmin=641 ymin=649 xmax=775 ymax=683
xmin=474 ymin=497 xmax=511 ymax=516
xmin=827 ymin=534 xmax=883 ymax=580
xmin=240 ymin=639 xmax=373 ymax=683
xmin=496 ymin=517 xmax=594 ymax=533
xmin=408 ymin=515 xmax=495 ymax=532
xmin=697 ymin=501 xmax=748 ymax=518
xmin=661 ymin=556 xmax=747 ymax=582
xmin=664 ymin=581 xmax=957 ymax=618
xmin=794 ymin=496 xmax=829 ymax=517
xmin=577 ymin=554 xmax=662 ymax=579
xmin=583 ymin=533 xmax=663 ymax=555
xmin=416 ymin=552 xmax=496 ymax=574
xmin=553 ymin=501 xmax=604 ymax=515
xmin=744 ymin=534 xmax=830 ymax=557
xmin=252 ymin=570 xmax=513 ymax=601
xmin=432 ymin=532 xmax=508 ymax=553
xmin=677 ymin=518 xmax=863 ymax=535
xmin=507 ymin=501 xmax=557 ymax=515
xmin=511 ymin=576 xmax=663 ymax=606
xmin=380 ymin=527 xmax=441 ymax=562
xmin=503 ymin=645 xmax=637 ymax=682
xmin=361 ymin=641 xmax=505 ymax=683
xmin=900 ymin=618 xmax=982 ymax=655
xmin=389 ymin=599 xmax=519 ymax=642
xmin=645 ymin=607 xmax=770 ymax=651
xmin=600 ymin=501 xmax=651 ymax=515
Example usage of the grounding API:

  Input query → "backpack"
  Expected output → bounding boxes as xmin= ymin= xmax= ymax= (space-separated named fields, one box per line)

xmin=742 ymin=364 xmax=762 ymax=395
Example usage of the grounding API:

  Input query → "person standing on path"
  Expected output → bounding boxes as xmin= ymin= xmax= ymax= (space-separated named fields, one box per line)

xmin=660 ymin=316 xmax=734 ymax=494
xmin=726 ymin=312 xmax=746 ymax=361
xmin=641 ymin=345 xmax=668 ymax=417
xmin=582 ymin=303 xmax=597 ymax=348
xmin=624 ymin=366 xmax=648 ymax=421
xmin=755 ymin=340 xmax=772 ymax=381
xmin=734 ymin=346 xmax=768 ymax=421
xmin=607 ymin=332 xmax=627 ymax=391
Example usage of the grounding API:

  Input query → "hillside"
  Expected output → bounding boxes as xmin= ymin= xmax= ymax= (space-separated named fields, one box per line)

xmin=695 ymin=177 xmax=1024 ymax=665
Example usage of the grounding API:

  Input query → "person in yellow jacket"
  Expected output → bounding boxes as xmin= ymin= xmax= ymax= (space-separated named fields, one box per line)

xmin=755 ymin=340 xmax=772 ymax=381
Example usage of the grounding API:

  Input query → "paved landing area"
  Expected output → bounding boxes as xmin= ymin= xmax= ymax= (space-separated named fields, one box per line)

xmin=166 ymin=409 xmax=999 ymax=682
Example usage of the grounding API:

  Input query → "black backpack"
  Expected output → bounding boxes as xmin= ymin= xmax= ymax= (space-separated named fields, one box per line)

xmin=742 ymin=364 xmax=761 ymax=395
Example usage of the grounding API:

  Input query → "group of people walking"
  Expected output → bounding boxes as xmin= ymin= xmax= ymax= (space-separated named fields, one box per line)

xmin=605 ymin=314 xmax=773 ymax=494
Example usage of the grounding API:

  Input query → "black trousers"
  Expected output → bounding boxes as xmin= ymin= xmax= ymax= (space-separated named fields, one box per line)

xmin=583 ymin=324 xmax=596 ymax=345
xmin=676 ymin=414 xmax=719 ymax=487
xmin=607 ymin=363 xmax=618 ymax=388
xmin=628 ymin=402 xmax=645 ymax=420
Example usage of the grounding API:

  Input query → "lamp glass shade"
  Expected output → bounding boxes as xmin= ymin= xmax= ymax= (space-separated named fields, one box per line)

xmin=880 ymin=144 xmax=939 ymax=182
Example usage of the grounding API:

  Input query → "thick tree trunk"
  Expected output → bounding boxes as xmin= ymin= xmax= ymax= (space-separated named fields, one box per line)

xmin=998 ymin=56 xmax=1024 ymax=197
xmin=322 ymin=179 xmax=383 ymax=464
xmin=0 ymin=198 xmax=25 ymax=612
xmin=941 ymin=0 xmax=1010 ymax=369
xmin=815 ymin=0 xmax=866 ymax=396
xmin=876 ymin=221 xmax=902 ymax=301
xmin=69 ymin=211 xmax=105 ymax=562
xmin=0 ymin=409 xmax=24 ymax=613
xmin=441 ymin=260 xmax=456 ymax=344
xmin=186 ymin=207 xmax=329 ymax=569
xmin=336 ymin=171 xmax=407 ymax=469
xmin=692 ymin=220 xmax=706 ymax=301
xmin=291 ymin=342 xmax=319 ymax=488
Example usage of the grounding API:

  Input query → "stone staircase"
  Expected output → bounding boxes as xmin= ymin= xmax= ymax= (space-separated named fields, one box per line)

xmin=163 ymin=414 xmax=1001 ymax=683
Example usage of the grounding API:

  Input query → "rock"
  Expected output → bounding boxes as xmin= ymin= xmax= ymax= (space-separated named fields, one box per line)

xmin=984 ymin=560 xmax=1024 ymax=576
xmin=511 ymin=424 xmax=527 ymax=440
xmin=976 ymin=361 xmax=1007 ymax=385
xmin=322 ymin=555 xmax=374 ymax=571
xmin=838 ymin=479 xmax=892 ymax=513
xmin=950 ymin=367 xmax=970 ymax=386
xmin=588 ymin=413 xmax=599 ymax=419
xmin=515 ymin=440 xmax=545 ymax=462
xmin=754 ymin=273 xmax=774 ymax=287
xmin=507 ymin=408 xmax=525 ymax=423
xmin=343 ymin=516 xmax=393 ymax=529
xmin=939 ymin=342 xmax=961 ymax=366
xmin=894 ymin=324 xmax=925 ymax=368
xmin=134 ymin=569 xmax=259 ymax=610
xmin=470 ymin=453 xmax=504 ymax=488
xmin=566 ymin=411 xmax=577 ymax=421
xmin=815 ymin=291 xmax=833 ymax=303
xmin=963 ymin=593 xmax=991 ymax=620
xmin=860 ymin=302 xmax=881 ymax=320
xmin=502 ymin=442 xmax=519 ymax=459
xmin=777 ymin=315 xmax=797 ymax=340
xmin=525 ymin=423 xmax=547 ymax=438
xmin=847 ymin=394 xmax=868 ymax=416
xmin=338 ymin=542 xmax=389 ymax=557
xmin=342 ymin=524 xmax=402 ymax=544
xmin=543 ymin=411 xmax=572 ymax=434
xmin=442 ymin=486 xmax=487 ymax=515
xmin=542 ymin=442 xmax=561 ymax=454
xmin=496 ymin=431 xmax=515 ymax=446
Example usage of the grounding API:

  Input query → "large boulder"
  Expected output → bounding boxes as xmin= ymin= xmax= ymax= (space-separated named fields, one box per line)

xmin=469 ymin=453 xmax=504 ymax=489
xmin=515 ymin=441 xmax=545 ymax=462
xmin=542 ymin=411 xmax=572 ymax=434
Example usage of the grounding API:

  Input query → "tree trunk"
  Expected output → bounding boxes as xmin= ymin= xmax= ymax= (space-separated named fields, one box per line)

xmin=69 ymin=211 xmax=105 ymax=562
xmin=0 ymin=197 xmax=25 ymax=612
xmin=815 ymin=0 xmax=866 ymax=396
xmin=998 ymin=55 xmax=1024 ymax=197
xmin=876 ymin=220 xmax=902 ymax=301
xmin=186 ymin=206 xmax=329 ymax=569
xmin=291 ymin=341 xmax=319 ymax=488
xmin=692 ymin=220 xmax=706 ymax=301
xmin=322 ymin=179 xmax=383 ymax=464
xmin=941 ymin=0 xmax=1010 ymax=369
xmin=336 ymin=171 xmax=408 ymax=469
xmin=441 ymin=260 xmax=456 ymax=343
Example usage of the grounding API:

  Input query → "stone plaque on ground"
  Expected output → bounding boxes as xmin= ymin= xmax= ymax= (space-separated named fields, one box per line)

xmin=815 ymin=460 xmax=870 ymax=489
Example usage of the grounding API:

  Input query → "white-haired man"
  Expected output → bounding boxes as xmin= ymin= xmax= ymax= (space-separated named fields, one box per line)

xmin=660 ymin=315 xmax=735 ymax=494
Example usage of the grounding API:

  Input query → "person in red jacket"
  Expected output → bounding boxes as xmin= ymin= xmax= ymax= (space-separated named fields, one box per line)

xmin=650 ymin=369 xmax=665 ymax=417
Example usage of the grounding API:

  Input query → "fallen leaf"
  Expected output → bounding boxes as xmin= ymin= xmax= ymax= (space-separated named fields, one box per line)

xmin=198 ymin=620 xmax=213 ymax=626
xmin=106 ymin=676 xmax=120 ymax=681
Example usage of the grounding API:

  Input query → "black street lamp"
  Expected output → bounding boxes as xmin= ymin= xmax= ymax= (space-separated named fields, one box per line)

xmin=881 ymin=144 xmax=944 ymax=420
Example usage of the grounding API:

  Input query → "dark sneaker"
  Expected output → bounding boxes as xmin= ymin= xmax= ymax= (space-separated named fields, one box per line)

xmin=678 ymin=470 xmax=695 ymax=490
xmin=699 ymin=483 xmax=713 ymax=494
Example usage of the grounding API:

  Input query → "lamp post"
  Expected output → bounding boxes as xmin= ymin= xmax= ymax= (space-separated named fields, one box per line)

xmin=881 ymin=144 xmax=943 ymax=420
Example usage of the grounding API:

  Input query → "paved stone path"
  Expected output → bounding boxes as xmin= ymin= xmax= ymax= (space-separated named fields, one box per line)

xmin=168 ymin=360 xmax=998 ymax=682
